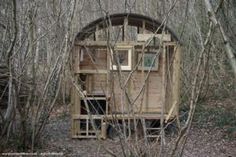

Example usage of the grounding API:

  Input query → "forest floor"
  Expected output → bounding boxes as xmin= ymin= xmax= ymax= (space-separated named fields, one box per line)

xmin=40 ymin=103 xmax=236 ymax=157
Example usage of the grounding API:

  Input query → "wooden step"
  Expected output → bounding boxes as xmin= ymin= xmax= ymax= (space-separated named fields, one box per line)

xmin=146 ymin=135 xmax=160 ymax=138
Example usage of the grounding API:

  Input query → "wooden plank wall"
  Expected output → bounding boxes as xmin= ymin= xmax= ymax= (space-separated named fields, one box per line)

xmin=76 ymin=46 xmax=165 ymax=114
xmin=164 ymin=43 xmax=181 ymax=119
xmin=79 ymin=48 xmax=107 ymax=71
xmin=72 ymin=43 xmax=180 ymax=115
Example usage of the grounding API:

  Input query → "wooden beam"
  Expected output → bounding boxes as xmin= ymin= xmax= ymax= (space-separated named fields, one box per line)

xmin=172 ymin=45 xmax=181 ymax=116
xmin=71 ymin=75 xmax=81 ymax=137
xmin=74 ymin=75 xmax=81 ymax=115
xmin=73 ymin=46 xmax=80 ymax=74
xmin=137 ymin=34 xmax=171 ymax=42
xmin=142 ymin=20 xmax=146 ymax=34
xmin=164 ymin=42 xmax=177 ymax=46
xmin=75 ymin=40 xmax=171 ymax=47
xmin=145 ymin=77 xmax=149 ymax=111
xmin=101 ymin=121 xmax=107 ymax=139
xmin=165 ymin=101 xmax=177 ymax=123
xmin=75 ymin=69 xmax=107 ymax=74
xmin=72 ymin=114 xmax=103 ymax=119
xmin=72 ymin=113 xmax=169 ymax=120
xmin=123 ymin=17 xmax=128 ymax=41
xmin=162 ymin=43 xmax=167 ymax=114
xmin=106 ymin=46 xmax=109 ymax=115
xmin=86 ymin=118 xmax=89 ymax=136
xmin=75 ymin=41 xmax=146 ymax=47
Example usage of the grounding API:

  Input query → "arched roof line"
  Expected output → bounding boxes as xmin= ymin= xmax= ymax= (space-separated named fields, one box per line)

xmin=76 ymin=13 xmax=179 ymax=41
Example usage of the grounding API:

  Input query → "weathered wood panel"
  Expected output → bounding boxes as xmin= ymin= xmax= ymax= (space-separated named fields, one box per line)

xmin=79 ymin=48 xmax=107 ymax=71
xmin=137 ymin=34 xmax=171 ymax=42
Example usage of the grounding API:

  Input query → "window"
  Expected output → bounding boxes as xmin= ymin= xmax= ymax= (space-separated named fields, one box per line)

xmin=110 ymin=46 xmax=132 ymax=71
xmin=138 ymin=52 xmax=159 ymax=71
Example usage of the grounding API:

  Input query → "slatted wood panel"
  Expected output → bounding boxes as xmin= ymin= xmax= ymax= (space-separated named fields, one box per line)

xmin=74 ymin=45 xmax=171 ymax=114
xmin=79 ymin=48 xmax=107 ymax=71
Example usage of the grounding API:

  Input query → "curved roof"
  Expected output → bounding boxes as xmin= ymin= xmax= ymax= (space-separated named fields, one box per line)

xmin=76 ymin=13 xmax=179 ymax=41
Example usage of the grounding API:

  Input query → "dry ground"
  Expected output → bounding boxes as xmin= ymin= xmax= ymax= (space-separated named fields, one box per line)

xmin=39 ymin=106 xmax=236 ymax=157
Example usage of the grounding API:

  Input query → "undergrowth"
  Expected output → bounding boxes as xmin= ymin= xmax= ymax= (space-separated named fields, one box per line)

xmin=193 ymin=102 xmax=236 ymax=139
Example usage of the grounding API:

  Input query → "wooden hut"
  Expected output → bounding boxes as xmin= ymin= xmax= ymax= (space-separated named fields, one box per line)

xmin=70 ymin=13 xmax=181 ymax=139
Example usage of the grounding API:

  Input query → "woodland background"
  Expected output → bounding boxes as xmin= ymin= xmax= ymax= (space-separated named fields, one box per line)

xmin=0 ymin=0 xmax=236 ymax=156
